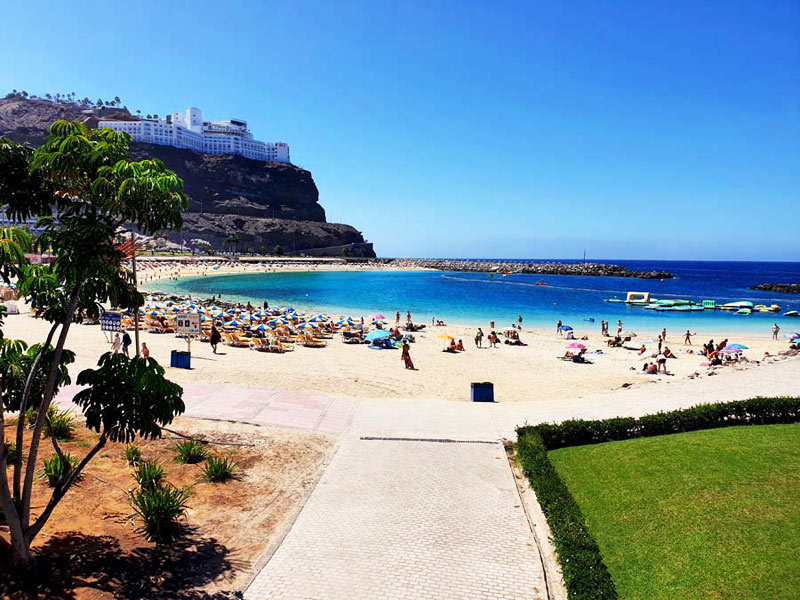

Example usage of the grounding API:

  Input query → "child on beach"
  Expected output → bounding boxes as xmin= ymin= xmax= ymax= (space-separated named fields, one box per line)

xmin=401 ymin=342 xmax=415 ymax=370
xmin=111 ymin=333 xmax=122 ymax=354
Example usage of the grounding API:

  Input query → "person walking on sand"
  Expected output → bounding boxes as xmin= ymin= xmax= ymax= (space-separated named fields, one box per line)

xmin=401 ymin=341 xmax=415 ymax=370
xmin=557 ymin=320 xmax=563 ymax=336
xmin=121 ymin=329 xmax=132 ymax=358
xmin=518 ymin=315 xmax=523 ymax=328
xmin=396 ymin=311 xmax=401 ymax=326
xmin=475 ymin=327 xmax=484 ymax=348
xmin=657 ymin=335 xmax=663 ymax=353
xmin=111 ymin=333 xmax=122 ymax=354
xmin=661 ymin=328 xmax=667 ymax=343
xmin=684 ymin=330 xmax=692 ymax=345
xmin=617 ymin=320 xmax=623 ymax=336
xmin=141 ymin=343 xmax=150 ymax=358
xmin=210 ymin=324 xmax=222 ymax=354
xmin=406 ymin=310 xmax=412 ymax=324
xmin=772 ymin=323 xmax=780 ymax=340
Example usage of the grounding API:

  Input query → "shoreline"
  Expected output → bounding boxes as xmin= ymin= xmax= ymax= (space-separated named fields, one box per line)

xmin=138 ymin=261 xmax=796 ymax=336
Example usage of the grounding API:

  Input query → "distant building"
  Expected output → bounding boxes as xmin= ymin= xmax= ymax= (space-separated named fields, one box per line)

xmin=98 ymin=107 xmax=290 ymax=163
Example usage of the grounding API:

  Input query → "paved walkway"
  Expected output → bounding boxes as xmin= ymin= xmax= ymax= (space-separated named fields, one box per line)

xmin=56 ymin=383 xmax=357 ymax=435
xmin=245 ymin=438 xmax=546 ymax=600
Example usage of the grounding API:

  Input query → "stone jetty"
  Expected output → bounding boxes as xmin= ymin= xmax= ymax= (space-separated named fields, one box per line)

xmin=384 ymin=259 xmax=673 ymax=279
xmin=751 ymin=283 xmax=800 ymax=294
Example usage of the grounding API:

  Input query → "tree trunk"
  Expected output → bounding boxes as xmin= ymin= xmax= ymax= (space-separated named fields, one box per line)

xmin=20 ymin=285 xmax=82 ymax=529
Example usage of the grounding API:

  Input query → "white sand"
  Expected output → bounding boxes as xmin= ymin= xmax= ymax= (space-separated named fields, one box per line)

xmin=4 ymin=305 xmax=796 ymax=404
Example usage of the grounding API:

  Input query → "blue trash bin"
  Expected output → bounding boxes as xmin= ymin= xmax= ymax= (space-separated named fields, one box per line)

xmin=471 ymin=382 xmax=494 ymax=402
xmin=171 ymin=350 xmax=191 ymax=369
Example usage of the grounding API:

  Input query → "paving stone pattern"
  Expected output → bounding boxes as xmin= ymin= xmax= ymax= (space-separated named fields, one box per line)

xmin=245 ymin=439 xmax=546 ymax=600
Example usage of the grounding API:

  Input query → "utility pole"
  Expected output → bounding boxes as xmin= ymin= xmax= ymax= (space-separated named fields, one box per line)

xmin=131 ymin=231 xmax=141 ymax=356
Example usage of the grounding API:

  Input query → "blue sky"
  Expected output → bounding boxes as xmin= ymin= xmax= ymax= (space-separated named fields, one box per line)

xmin=2 ymin=0 xmax=799 ymax=260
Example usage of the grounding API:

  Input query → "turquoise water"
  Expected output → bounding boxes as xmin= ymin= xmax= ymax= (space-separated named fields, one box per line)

xmin=148 ymin=260 xmax=800 ymax=335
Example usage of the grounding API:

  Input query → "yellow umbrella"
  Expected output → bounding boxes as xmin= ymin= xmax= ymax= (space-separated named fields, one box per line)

xmin=437 ymin=335 xmax=454 ymax=340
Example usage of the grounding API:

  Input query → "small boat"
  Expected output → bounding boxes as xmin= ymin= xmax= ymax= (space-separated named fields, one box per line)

xmin=605 ymin=298 xmax=624 ymax=303
xmin=720 ymin=301 xmax=754 ymax=311
xmin=785 ymin=311 xmax=799 ymax=318
xmin=535 ymin=280 xmax=547 ymax=286
xmin=770 ymin=305 xmax=781 ymax=312
xmin=736 ymin=308 xmax=752 ymax=315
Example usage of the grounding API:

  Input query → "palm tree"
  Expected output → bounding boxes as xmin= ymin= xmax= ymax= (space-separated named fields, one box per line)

xmin=224 ymin=235 xmax=240 ymax=255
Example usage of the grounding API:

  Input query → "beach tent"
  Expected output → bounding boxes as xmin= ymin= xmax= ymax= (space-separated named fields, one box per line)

xmin=365 ymin=330 xmax=391 ymax=341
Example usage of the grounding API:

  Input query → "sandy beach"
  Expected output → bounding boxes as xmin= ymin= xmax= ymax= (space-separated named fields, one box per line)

xmin=4 ymin=260 xmax=797 ymax=405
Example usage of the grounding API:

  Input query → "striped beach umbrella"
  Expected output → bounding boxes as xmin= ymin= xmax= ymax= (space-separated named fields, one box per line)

xmin=223 ymin=319 xmax=244 ymax=328
xmin=251 ymin=323 xmax=269 ymax=332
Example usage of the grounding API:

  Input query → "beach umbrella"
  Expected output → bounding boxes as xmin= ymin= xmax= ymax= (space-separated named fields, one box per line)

xmin=366 ymin=330 xmax=391 ymax=341
xmin=437 ymin=335 xmax=455 ymax=340
xmin=566 ymin=343 xmax=586 ymax=349
xmin=251 ymin=323 xmax=269 ymax=332
xmin=372 ymin=319 xmax=387 ymax=325
xmin=223 ymin=319 xmax=244 ymax=328
xmin=213 ymin=311 xmax=231 ymax=319
xmin=268 ymin=317 xmax=288 ymax=325
xmin=297 ymin=322 xmax=317 ymax=330
xmin=621 ymin=331 xmax=637 ymax=338
xmin=369 ymin=313 xmax=386 ymax=320
xmin=253 ymin=310 xmax=269 ymax=318
xmin=284 ymin=307 xmax=296 ymax=312
xmin=186 ymin=308 xmax=204 ymax=314
xmin=558 ymin=325 xmax=573 ymax=331
xmin=725 ymin=343 xmax=749 ymax=350
xmin=146 ymin=310 xmax=160 ymax=317
xmin=309 ymin=315 xmax=327 ymax=323
xmin=719 ymin=346 xmax=743 ymax=354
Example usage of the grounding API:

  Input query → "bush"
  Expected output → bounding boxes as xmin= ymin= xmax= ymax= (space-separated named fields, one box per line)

xmin=5 ymin=444 xmax=20 ymax=467
xmin=130 ymin=484 xmax=191 ymax=541
xmin=173 ymin=440 xmax=207 ymax=464
xmin=202 ymin=456 xmax=239 ymax=483
xmin=44 ymin=407 xmax=76 ymax=440
xmin=133 ymin=460 xmax=165 ymax=491
xmin=520 ymin=396 xmax=800 ymax=450
xmin=513 ymin=396 xmax=800 ymax=600
xmin=39 ymin=452 xmax=80 ymax=487
xmin=516 ymin=432 xmax=617 ymax=599
xmin=124 ymin=444 xmax=142 ymax=466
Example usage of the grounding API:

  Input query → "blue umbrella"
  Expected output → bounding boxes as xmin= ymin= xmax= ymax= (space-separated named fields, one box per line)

xmin=558 ymin=325 xmax=573 ymax=331
xmin=284 ymin=307 xmax=296 ymax=312
xmin=366 ymin=330 xmax=391 ymax=341
xmin=251 ymin=323 xmax=269 ymax=332
xmin=224 ymin=319 xmax=244 ymax=328
xmin=726 ymin=343 xmax=749 ymax=350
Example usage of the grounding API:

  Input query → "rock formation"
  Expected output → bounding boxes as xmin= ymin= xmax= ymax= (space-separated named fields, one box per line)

xmin=0 ymin=95 xmax=375 ymax=257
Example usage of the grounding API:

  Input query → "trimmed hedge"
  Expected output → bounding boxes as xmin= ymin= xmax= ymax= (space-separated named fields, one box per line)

xmin=520 ymin=396 xmax=800 ymax=451
xmin=516 ymin=430 xmax=617 ymax=599
xmin=515 ymin=396 xmax=800 ymax=600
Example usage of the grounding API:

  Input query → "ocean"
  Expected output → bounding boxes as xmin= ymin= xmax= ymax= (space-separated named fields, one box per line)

xmin=149 ymin=260 xmax=800 ymax=335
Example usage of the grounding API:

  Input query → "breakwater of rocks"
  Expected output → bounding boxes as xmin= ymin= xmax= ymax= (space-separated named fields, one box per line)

xmin=751 ymin=283 xmax=800 ymax=294
xmin=383 ymin=259 xmax=673 ymax=279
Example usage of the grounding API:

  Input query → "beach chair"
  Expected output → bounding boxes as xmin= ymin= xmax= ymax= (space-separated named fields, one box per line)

xmin=302 ymin=333 xmax=327 ymax=348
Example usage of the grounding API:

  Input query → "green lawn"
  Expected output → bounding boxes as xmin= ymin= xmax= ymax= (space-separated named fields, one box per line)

xmin=548 ymin=424 xmax=800 ymax=600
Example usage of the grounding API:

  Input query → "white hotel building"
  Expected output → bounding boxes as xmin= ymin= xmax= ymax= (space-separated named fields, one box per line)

xmin=98 ymin=107 xmax=290 ymax=163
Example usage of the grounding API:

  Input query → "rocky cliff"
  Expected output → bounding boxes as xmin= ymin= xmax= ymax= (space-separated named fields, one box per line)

xmin=0 ymin=95 xmax=374 ymax=257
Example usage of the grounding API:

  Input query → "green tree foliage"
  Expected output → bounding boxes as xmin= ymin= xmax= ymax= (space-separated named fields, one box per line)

xmin=0 ymin=122 xmax=188 ymax=565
